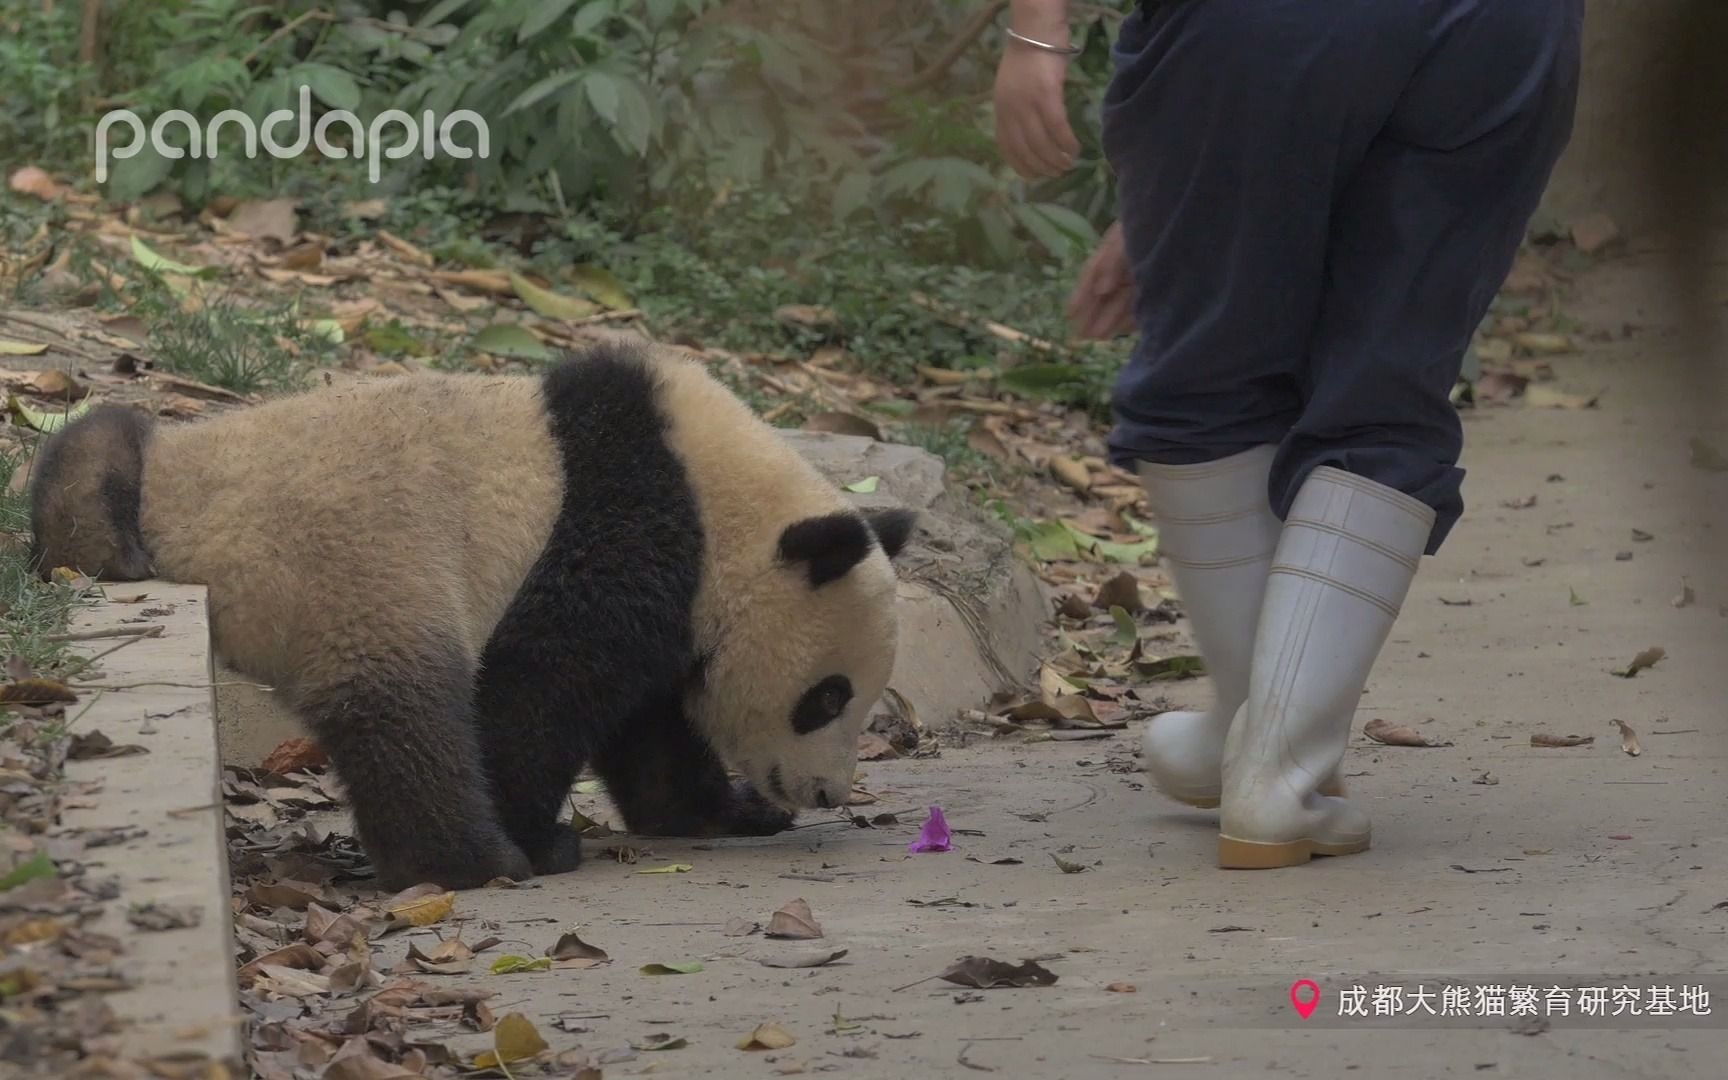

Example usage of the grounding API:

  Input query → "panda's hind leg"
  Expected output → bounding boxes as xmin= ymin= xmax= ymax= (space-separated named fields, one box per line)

xmin=296 ymin=639 xmax=533 ymax=891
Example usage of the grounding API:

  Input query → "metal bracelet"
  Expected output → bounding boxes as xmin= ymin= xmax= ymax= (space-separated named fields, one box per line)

xmin=1005 ymin=26 xmax=1082 ymax=55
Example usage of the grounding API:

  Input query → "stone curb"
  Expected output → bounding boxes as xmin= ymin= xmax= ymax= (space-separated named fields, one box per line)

xmin=57 ymin=583 xmax=243 ymax=1067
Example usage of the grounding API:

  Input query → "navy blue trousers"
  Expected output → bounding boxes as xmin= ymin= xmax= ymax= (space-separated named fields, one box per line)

xmin=1101 ymin=0 xmax=1583 ymax=554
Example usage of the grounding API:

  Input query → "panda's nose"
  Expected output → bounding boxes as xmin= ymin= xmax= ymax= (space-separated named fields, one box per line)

xmin=814 ymin=787 xmax=836 ymax=809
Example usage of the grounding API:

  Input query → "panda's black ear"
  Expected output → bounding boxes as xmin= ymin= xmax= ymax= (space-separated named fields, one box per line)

xmin=779 ymin=513 xmax=873 ymax=587
xmin=866 ymin=508 xmax=916 ymax=561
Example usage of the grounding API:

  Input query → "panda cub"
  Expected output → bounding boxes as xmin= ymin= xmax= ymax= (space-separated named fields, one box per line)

xmin=29 ymin=341 xmax=914 ymax=890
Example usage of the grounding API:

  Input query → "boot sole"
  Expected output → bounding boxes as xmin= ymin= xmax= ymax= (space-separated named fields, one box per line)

xmin=1164 ymin=778 xmax=1347 ymax=811
xmin=1216 ymin=832 xmax=1371 ymax=869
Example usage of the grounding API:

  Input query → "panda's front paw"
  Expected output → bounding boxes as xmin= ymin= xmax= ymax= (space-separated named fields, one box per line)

xmin=724 ymin=780 xmax=796 ymax=835
xmin=528 ymin=828 xmax=585 ymax=876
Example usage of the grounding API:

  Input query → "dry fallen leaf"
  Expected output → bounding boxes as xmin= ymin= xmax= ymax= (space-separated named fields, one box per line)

xmin=1092 ymin=571 xmax=1143 ymax=613
xmin=774 ymin=304 xmax=837 ymax=329
xmin=261 ymin=736 xmax=329 ymax=774
xmin=857 ymin=732 xmax=897 ymax=761
xmin=1050 ymin=853 xmax=1088 ymax=874
xmin=1106 ymin=982 xmax=1138 ymax=993
xmin=547 ymin=931 xmax=610 ymax=962
xmin=738 ymin=1022 xmax=798 ymax=1051
xmin=377 ymin=229 xmax=434 ymax=267
xmin=473 ymin=1012 xmax=548 ymax=1069
xmin=938 ymin=956 xmax=1058 ymax=989
xmin=1673 ymin=581 xmax=1696 ymax=609
xmin=1049 ymin=455 xmax=1092 ymax=494
xmin=384 ymin=885 xmax=455 ymax=927
xmin=1363 ymin=717 xmax=1453 ymax=748
xmin=1531 ymin=733 xmax=1595 ymax=748
xmin=1610 ymin=646 xmax=1665 ymax=678
xmin=8 ymin=165 xmax=66 ymax=201
xmin=1611 ymin=719 xmax=1642 ymax=757
xmin=802 ymin=412 xmax=882 ymax=440
xmin=225 ymin=198 xmax=300 ymax=245
xmin=127 ymin=902 xmax=202 ymax=931
xmin=766 ymin=898 xmax=824 ymax=940
xmin=757 ymin=946 xmax=848 ymax=970
xmin=0 ymin=678 xmax=78 ymax=706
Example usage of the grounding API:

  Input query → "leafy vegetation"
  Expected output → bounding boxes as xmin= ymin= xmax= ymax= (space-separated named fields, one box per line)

xmin=1 ymin=0 xmax=1142 ymax=452
xmin=0 ymin=446 xmax=85 ymax=680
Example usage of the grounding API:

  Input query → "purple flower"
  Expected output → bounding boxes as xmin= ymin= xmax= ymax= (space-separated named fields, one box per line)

xmin=908 ymin=805 xmax=952 ymax=853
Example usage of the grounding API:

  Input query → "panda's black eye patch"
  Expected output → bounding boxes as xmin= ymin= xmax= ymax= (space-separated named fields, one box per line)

xmin=792 ymin=675 xmax=853 ymax=735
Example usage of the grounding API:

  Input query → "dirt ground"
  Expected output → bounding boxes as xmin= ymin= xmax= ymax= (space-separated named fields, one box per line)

xmin=271 ymin=252 xmax=1723 ymax=1079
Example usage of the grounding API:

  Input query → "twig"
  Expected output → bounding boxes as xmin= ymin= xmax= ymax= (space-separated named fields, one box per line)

xmin=894 ymin=0 xmax=1009 ymax=94
xmin=890 ymin=974 xmax=939 ymax=993
xmin=568 ymin=308 xmax=643 ymax=327
xmin=958 ymin=1043 xmax=996 ymax=1072
xmin=58 ymin=630 xmax=155 ymax=679
xmin=78 ymin=0 xmax=100 ymax=64
xmin=909 ymin=291 xmax=1069 ymax=356
xmin=241 ymin=9 xmax=334 ymax=66
xmin=47 ymin=625 xmax=163 ymax=643
xmin=67 ymin=678 xmax=270 ymax=691
xmin=1648 ymin=728 xmax=1699 ymax=735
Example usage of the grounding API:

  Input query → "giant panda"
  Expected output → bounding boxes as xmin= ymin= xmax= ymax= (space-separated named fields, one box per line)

xmin=28 ymin=340 xmax=915 ymax=891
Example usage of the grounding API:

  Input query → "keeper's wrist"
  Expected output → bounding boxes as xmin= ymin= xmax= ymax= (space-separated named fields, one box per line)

xmin=1009 ymin=0 xmax=1071 ymax=44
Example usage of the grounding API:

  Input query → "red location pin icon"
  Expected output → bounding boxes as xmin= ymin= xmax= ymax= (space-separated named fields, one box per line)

xmin=1289 ymin=979 xmax=1321 ymax=1020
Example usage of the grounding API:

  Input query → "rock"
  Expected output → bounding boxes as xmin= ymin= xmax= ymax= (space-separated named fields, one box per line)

xmin=780 ymin=431 xmax=1046 ymax=731
xmin=1570 ymin=212 xmax=1621 ymax=255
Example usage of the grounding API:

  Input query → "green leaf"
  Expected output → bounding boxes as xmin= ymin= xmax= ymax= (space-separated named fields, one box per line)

xmin=418 ymin=0 xmax=478 ymax=27
xmin=503 ymin=70 xmax=582 ymax=117
xmin=1109 ymin=605 xmax=1137 ymax=648
xmin=1569 ymin=586 xmax=1587 ymax=607
xmin=572 ymin=1 xmax=612 ymax=36
xmin=1064 ymin=521 xmax=1158 ymax=565
xmin=296 ymin=63 xmax=361 ymax=111
xmin=303 ymin=318 xmax=345 ymax=345
xmin=1013 ymin=202 xmax=1097 ymax=259
xmin=518 ymin=0 xmax=583 ymax=41
xmin=1132 ymin=655 xmax=1206 ymax=681
xmin=129 ymin=235 xmax=215 ymax=279
xmin=637 ymin=863 xmax=693 ymax=874
xmin=572 ymin=779 xmax=604 ymax=795
xmin=0 ymin=852 xmax=55 ymax=892
xmin=9 ymin=396 xmax=92 ymax=434
xmin=469 ymin=324 xmax=552 ymax=361
xmin=843 ymin=476 xmax=880 ymax=494
xmin=996 ymin=364 xmax=1089 ymax=398
xmin=640 ymin=961 xmax=704 ymax=975
xmin=832 ymin=171 xmax=872 ymax=221
xmin=103 ymin=144 xmax=175 ymax=202
xmin=510 ymin=273 xmax=600 ymax=320
xmin=583 ymin=70 xmax=621 ymax=124
xmin=1020 ymin=519 xmax=1082 ymax=562
xmin=610 ymin=77 xmax=654 ymax=157
xmin=0 ymin=340 xmax=48 ymax=357
xmin=491 ymin=954 xmax=554 ymax=974
xmin=568 ymin=264 xmax=633 ymax=310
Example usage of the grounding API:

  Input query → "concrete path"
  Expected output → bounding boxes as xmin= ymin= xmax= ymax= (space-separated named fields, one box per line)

xmin=360 ymin=253 xmax=1725 ymax=1078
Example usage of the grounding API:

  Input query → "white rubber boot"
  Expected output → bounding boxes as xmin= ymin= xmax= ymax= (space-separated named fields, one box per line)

xmin=1216 ymin=465 xmax=1435 ymax=869
xmin=1135 ymin=446 xmax=1285 ymax=808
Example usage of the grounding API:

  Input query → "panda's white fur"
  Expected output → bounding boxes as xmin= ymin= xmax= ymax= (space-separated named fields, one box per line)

xmin=28 ymin=340 xmax=914 ymax=890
